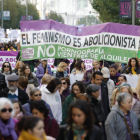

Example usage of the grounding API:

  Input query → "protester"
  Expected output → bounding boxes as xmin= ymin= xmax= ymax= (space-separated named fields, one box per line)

xmin=86 ymin=84 xmax=105 ymax=127
xmin=22 ymin=87 xmax=54 ymax=118
xmin=17 ymin=116 xmax=47 ymax=140
xmin=0 ymin=45 xmax=5 ymax=51
xmin=20 ymin=64 xmax=39 ymax=87
xmin=83 ymin=60 xmax=101 ymax=83
xmin=7 ymin=44 xmax=17 ymax=51
xmin=114 ymin=62 xmax=122 ymax=74
xmin=26 ymin=84 xmax=35 ymax=97
xmin=59 ymin=77 xmax=71 ymax=103
xmin=0 ymin=98 xmax=18 ymax=140
xmin=76 ymin=93 xmax=90 ymax=102
xmin=63 ymin=59 xmax=70 ymax=74
xmin=0 ymin=75 xmax=29 ymax=105
xmin=62 ymin=81 xmax=85 ymax=124
xmin=110 ymin=64 xmax=121 ymax=85
xmin=105 ymin=92 xmax=139 ymax=140
xmin=14 ymin=61 xmax=24 ymax=75
xmin=57 ymin=100 xmax=102 ymax=140
xmin=124 ymin=57 xmax=140 ymax=75
xmin=41 ymin=78 xmax=62 ymax=124
xmin=71 ymin=60 xmax=86 ymax=74
xmin=101 ymin=67 xmax=115 ymax=106
xmin=117 ymin=75 xmax=127 ymax=85
xmin=36 ymin=58 xmax=52 ymax=84
xmin=17 ymin=76 xmax=28 ymax=91
xmin=12 ymin=100 xmax=25 ymax=120
xmin=1 ymin=62 xmax=16 ymax=86
xmin=0 ymin=73 xmax=7 ymax=91
xmin=56 ymin=62 xmax=69 ymax=79
xmin=70 ymin=59 xmax=81 ymax=73
xmin=30 ymin=100 xmax=59 ymax=138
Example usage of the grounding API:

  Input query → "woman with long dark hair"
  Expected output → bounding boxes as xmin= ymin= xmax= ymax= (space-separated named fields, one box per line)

xmin=57 ymin=100 xmax=102 ymax=140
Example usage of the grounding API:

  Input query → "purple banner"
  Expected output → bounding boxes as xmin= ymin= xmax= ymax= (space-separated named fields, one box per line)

xmin=136 ymin=0 xmax=140 ymax=18
xmin=119 ymin=0 xmax=132 ymax=18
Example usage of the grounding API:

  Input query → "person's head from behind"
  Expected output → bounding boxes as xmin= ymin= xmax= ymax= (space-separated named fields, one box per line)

xmin=117 ymin=92 xmax=132 ymax=113
xmin=12 ymin=100 xmax=25 ymax=116
xmin=118 ymin=75 xmax=127 ymax=85
xmin=60 ymin=77 xmax=70 ymax=90
xmin=92 ymin=71 xmax=103 ymax=86
xmin=57 ymin=62 xmax=67 ymax=72
xmin=74 ymin=60 xmax=85 ymax=70
xmin=110 ymin=64 xmax=118 ymax=77
xmin=18 ymin=76 xmax=28 ymax=90
xmin=41 ymin=74 xmax=53 ymax=85
xmin=47 ymin=78 xmax=61 ymax=93
xmin=76 ymin=94 xmax=90 ymax=102
xmin=86 ymin=84 xmax=100 ymax=99
xmin=67 ymin=100 xmax=94 ymax=130
xmin=92 ymin=60 xmax=100 ymax=70
xmin=17 ymin=116 xmax=45 ymax=140
xmin=30 ymin=88 xmax=42 ymax=101
xmin=2 ymin=62 xmax=12 ymax=73
xmin=30 ymin=100 xmax=49 ymax=120
xmin=101 ymin=67 xmax=110 ymax=82
xmin=0 ymin=98 xmax=14 ymax=120
xmin=63 ymin=59 xmax=70 ymax=66
xmin=15 ymin=61 xmax=24 ymax=70
xmin=128 ymin=57 xmax=139 ymax=68
xmin=72 ymin=81 xmax=85 ymax=95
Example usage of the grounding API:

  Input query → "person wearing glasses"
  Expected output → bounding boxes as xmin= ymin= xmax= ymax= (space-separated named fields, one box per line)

xmin=22 ymin=87 xmax=54 ymax=119
xmin=59 ymin=77 xmax=70 ymax=104
xmin=0 ymin=98 xmax=18 ymax=140
xmin=30 ymin=100 xmax=59 ymax=139
xmin=1 ymin=62 xmax=16 ymax=86
xmin=41 ymin=78 xmax=62 ymax=124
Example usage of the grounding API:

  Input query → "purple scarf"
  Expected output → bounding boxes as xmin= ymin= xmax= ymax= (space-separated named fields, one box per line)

xmin=110 ymin=73 xmax=121 ymax=79
xmin=0 ymin=118 xmax=18 ymax=140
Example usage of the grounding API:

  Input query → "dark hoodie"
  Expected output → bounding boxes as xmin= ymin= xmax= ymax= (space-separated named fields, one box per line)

xmin=110 ymin=73 xmax=121 ymax=85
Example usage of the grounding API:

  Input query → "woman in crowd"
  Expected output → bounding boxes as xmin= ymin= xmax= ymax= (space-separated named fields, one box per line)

xmin=12 ymin=100 xmax=25 ymax=120
xmin=105 ymin=92 xmax=138 ymax=140
xmin=83 ymin=60 xmax=101 ymax=83
xmin=36 ymin=59 xmax=52 ymax=84
xmin=62 ymin=81 xmax=85 ymax=124
xmin=63 ymin=59 xmax=70 ymax=74
xmin=17 ymin=76 xmax=28 ymax=91
xmin=0 ymin=45 xmax=6 ymax=51
xmin=17 ymin=116 xmax=47 ymax=140
xmin=30 ymin=100 xmax=59 ymax=139
xmin=110 ymin=64 xmax=121 ymax=85
xmin=1 ymin=62 xmax=16 ymax=86
xmin=22 ymin=88 xmax=54 ymax=119
xmin=20 ymin=64 xmax=39 ymax=87
xmin=26 ymin=84 xmax=35 ymax=97
xmin=56 ymin=62 xmax=69 ymax=79
xmin=7 ymin=44 xmax=17 ymax=51
xmin=125 ymin=57 xmax=140 ymax=74
xmin=57 ymin=100 xmax=102 ymax=140
xmin=14 ymin=61 xmax=24 ymax=75
xmin=114 ymin=62 xmax=122 ymax=74
xmin=0 ymin=98 xmax=18 ymax=140
xmin=41 ymin=78 xmax=62 ymax=124
xmin=71 ymin=60 xmax=86 ymax=74
xmin=59 ymin=77 xmax=71 ymax=103
xmin=70 ymin=59 xmax=81 ymax=73
xmin=40 ymin=74 xmax=53 ymax=91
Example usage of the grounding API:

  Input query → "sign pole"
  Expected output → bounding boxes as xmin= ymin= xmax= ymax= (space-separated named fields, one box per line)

xmin=1 ymin=0 xmax=3 ymax=28
xmin=132 ymin=0 xmax=136 ymax=25
xmin=26 ymin=0 xmax=28 ymax=21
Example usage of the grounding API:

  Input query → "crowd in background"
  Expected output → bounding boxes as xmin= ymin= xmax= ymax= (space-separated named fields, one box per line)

xmin=1 ymin=48 xmax=140 ymax=140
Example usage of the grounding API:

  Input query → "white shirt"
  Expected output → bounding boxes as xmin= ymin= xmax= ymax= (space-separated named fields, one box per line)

xmin=9 ymin=88 xmax=18 ymax=96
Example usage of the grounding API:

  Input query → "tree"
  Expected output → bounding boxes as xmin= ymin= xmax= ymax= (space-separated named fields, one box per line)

xmin=46 ymin=11 xmax=65 ymax=23
xmin=0 ymin=0 xmax=39 ymax=29
xmin=90 ymin=0 xmax=140 ymax=25
xmin=78 ymin=15 xmax=102 ymax=26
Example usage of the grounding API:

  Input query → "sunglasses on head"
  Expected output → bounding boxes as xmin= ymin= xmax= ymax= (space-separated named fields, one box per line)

xmin=62 ymin=82 xmax=66 ymax=85
xmin=34 ymin=94 xmax=42 ymax=97
xmin=4 ymin=65 xmax=10 ymax=68
xmin=1 ymin=108 xmax=12 ymax=113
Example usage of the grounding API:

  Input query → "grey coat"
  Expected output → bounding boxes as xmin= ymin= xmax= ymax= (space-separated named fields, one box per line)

xmin=132 ymin=98 xmax=140 ymax=116
xmin=105 ymin=105 xmax=138 ymax=140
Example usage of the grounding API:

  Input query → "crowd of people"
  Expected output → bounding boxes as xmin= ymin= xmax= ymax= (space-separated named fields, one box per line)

xmin=0 ymin=56 xmax=140 ymax=140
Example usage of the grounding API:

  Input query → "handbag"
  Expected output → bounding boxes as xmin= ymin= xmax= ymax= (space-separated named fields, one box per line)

xmin=123 ymin=118 xmax=140 ymax=140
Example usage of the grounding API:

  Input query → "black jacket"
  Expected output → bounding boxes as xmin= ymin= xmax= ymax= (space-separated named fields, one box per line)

xmin=90 ymin=97 xmax=105 ymax=125
xmin=56 ymin=72 xmax=64 ymax=79
xmin=0 ymin=73 xmax=7 ymax=91
xmin=0 ymin=87 xmax=29 ymax=105
xmin=57 ymin=125 xmax=102 ymax=140
xmin=84 ymin=81 xmax=110 ymax=119
xmin=125 ymin=67 xmax=140 ymax=74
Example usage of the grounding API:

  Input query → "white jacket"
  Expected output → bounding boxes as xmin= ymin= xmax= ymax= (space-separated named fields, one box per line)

xmin=40 ymin=84 xmax=62 ymax=124
xmin=107 ymin=79 xmax=115 ymax=106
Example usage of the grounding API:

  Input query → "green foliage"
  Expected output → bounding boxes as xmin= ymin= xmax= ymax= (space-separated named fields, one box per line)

xmin=78 ymin=15 xmax=102 ymax=26
xmin=0 ymin=0 xmax=39 ymax=29
xmin=90 ymin=0 xmax=140 ymax=25
xmin=47 ymin=11 xmax=64 ymax=23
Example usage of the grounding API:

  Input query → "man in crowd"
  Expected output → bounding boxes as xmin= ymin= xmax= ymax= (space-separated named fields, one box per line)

xmin=0 ymin=75 xmax=29 ymax=105
xmin=0 ymin=73 xmax=7 ymax=91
